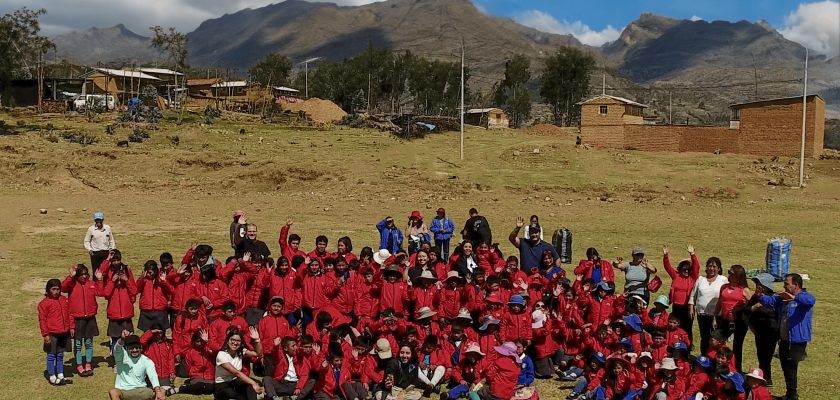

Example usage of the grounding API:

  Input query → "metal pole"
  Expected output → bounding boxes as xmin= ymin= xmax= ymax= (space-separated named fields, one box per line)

xmin=799 ymin=48 xmax=809 ymax=188
xmin=305 ymin=61 xmax=309 ymax=99
xmin=460 ymin=37 xmax=465 ymax=160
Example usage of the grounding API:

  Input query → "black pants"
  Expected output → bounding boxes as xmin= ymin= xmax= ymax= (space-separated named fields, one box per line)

xmin=779 ymin=340 xmax=807 ymax=399
xmin=343 ymin=381 xmax=368 ymax=400
xmin=671 ymin=304 xmax=693 ymax=342
xmin=179 ymin=378 xmax=214 ymax=395
xmin=90 ymin=250 xmax=109 ymax=278
xmin=720 ymin=317 xmax=748 ymax=372
xmin=264 ymin=377 xmax=316 ymax=398
xmin=754 ymin=330 xmax=779 ymax=383
xmin=215 ymin=378 xmax=258 ymax=400
xmin=696 ymin=314 xmax=717 ymax=355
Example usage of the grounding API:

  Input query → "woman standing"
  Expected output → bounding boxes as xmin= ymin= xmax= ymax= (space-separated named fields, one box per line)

xmin=716 ymin=265 xmax=751 ymax=372
xmin=214 ymin=327 xmax=263 ymax=400
xmin=614 ymin=246 xmax=657 ymax=303
xmin=662 ymin=244 xmax=700 ymax=339
xmin=689 ymin=256 xmax=728 ymax=354
xmin=406 ymin=211 xmax=431 ymax=254
xmin=745 ymin=273 xmax=779 ymax=386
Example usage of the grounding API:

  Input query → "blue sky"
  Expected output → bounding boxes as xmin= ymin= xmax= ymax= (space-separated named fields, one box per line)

xmin=1 ymin=0 xmax=837 ymax=56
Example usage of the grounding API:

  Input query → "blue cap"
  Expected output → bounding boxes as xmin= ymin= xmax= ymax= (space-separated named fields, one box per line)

xmin=508 ymin=294 xmax=526 ymax=306
xmin=478 ymin=315 xmax=500 ymax=331
xmin=623 ymin=314 xmax=643 ymax=332
xmin=721 ymin=371 xmax=746 ymax=393
xmin=752 ymin=273 xmax=775 ymax=291
xmin=618 ymin=337 xmax=634 ymax=352
xmin=695 ymin=355 xmax=712 ymax=369
xmin=672 ymin=341 xmax=689 ymax=352
xmin=591 ymin=352 xmax=606 ymax=364
xmin=594 ymin=281 xmax=611 ymax=291
xmin=93 ymin=212 xmax=105 ymax=220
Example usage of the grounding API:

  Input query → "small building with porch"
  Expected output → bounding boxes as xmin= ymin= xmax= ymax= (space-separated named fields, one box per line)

xmin=465 ymin=108 xmax=509 ymax=128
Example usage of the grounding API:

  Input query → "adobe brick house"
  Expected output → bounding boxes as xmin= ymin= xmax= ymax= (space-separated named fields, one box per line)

xmin=579 ymin=94 xmax=826 ymax=157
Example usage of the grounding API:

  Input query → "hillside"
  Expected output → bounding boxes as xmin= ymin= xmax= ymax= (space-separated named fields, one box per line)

xmin=51 ymin=24 xmax=160 ymax=65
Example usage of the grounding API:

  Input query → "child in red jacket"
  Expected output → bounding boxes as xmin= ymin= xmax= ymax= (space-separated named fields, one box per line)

xmin=648 ymin=357 xmax=686 ymax=400
xmin=173 ymin=299 xmax=208 ymax=357
xmin=38 ymin=279 xmax=74 ymax=386
xmin=169 ymin=330 xmax=215 ymax=396
xmin=567 ymin=351 xmax=605 ymax=399
xmin=102 ymin=264 xmax=137 ymax=357
xmin=136 ymin=260 xmax=174 ymax=332
xmin=744 ymin=368 xmax=772 ymax=400
xmin=61 ymin=264 xmax=102 ymax=377
xmin=501 ymin=294 xmax=532 ymax=343
xmin=685 ymin=355 xmax=715 ymax=400
xmin=313 ymin=346 xmax=352 ymax=400
xmin=209 ymin=301 xmax=249 ymax=352
xmin=140 ymin=329 xmax=175 ymax=389
xmin=665 ymin=313 xmax=691 ymax=348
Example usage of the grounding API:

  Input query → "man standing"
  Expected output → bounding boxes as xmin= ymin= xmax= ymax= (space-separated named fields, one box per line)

xmin=508 ymin=217 xmax=558 ymax=271
xmin=236 ymin=224 xmax=271 ymax=259
xmin=760 ymin=273 xmax=815 ymax=400
xmin=461 ymin=208 xmax=491 ymax=245
xmin=429 ymin=208 xmax=455 ymax=261
xmin=84 ymin=211 xmax=115 ymax=279
xmin=376 ymin=216 xmax=403 ymax=255
xmin=109 ymin=331 xmax=165 ymax=400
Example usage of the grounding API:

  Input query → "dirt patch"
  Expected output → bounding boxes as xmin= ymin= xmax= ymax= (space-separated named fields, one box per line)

xmin=692 ymin=186 xmax=739 ymax=199
xmin=528 ymin=123 xmax=568 ymax=135
xmin=279 ymin=98 xmax=347 ymax=123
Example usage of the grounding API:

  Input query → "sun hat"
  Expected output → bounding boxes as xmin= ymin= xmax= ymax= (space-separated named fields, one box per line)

xmin=374 ymin=338 xmax=392 ymax=359
xmin=508 ymin=294 xmax=526 ymax=307
xmin=464 ymin=342 xmax=484 ymax=356
xmin=493 ymin=342 xmax=518 ymax=358
xmin=415 ymin=307 xmax=437 ymax=320
xmin=638 ymin=352 xmax=653 ymax=362
xmin=660 ymin=358 xmax=679 ymax=370
xmin=590 ymin=352 xmax=607 ymax=365
xmin=752 ymin=273 xmax=775 ymax=292
xmin=436 ymin=207 xmax=446 ymax=213
xmin=93 ymin=211 xmax=105 ymax=220
xmin=605 ymin=355 xmax=630 ymax=369
xmin=384 ymin=265 xmax=402 ymax=277
xmin=415 ymin=269 xmax=437 ymax=282
xmin=531 ymin=309 xmax=546 ymax=328
xmin=594 ymin=281 xmax=611 ymax=292
xmin=445 ymin=270 xmax=466 ymax=283
xmin=632 ymin=246 xmax=645 ymax=255
xmin=455 ymin=308 xmax=473 ymax=321
xmin=409 ymin=211 xmax=423 ymax=221
xmin=695 ymin=355 xmax=712 ymax=369
xmin=373 ymin=249 xmax=391 ymax=265
xmin=654 ymin=295 xmax=670 ymax=307
xmin=623 ymin=314 xmax=643 ymax=332
xmin=744 ymin=368 xmax=766 ymax=383
xmin=618 ymin=338 xmax=634 ymax=352
xmin=720 ymin=371 xmax=746 ymax=393
xmin=671 ymin=341 xmax=689 ymax=352
xmin=478 ymin=315 xmax=500 ymax=331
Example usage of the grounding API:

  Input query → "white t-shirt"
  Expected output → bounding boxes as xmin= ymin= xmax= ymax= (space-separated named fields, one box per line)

xmin=284 ymin=353 xmax=299 ymax=382
xmin=215 ymin=351 xmax=243 ymax=383
xmin=689 ymin=275 xmax=729 ymax=316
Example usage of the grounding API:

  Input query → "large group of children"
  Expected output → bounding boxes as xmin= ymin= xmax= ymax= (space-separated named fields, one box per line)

xmin=38 ymin=209 xmax=779 ymax=400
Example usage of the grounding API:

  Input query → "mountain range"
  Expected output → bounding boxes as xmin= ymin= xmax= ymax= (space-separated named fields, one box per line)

xmin=49 ymin=0 xmax=838 ymax=119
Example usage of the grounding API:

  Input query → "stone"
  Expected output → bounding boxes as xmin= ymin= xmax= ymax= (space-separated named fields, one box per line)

xmin=39 ymin=208 xmax=47 ymax=214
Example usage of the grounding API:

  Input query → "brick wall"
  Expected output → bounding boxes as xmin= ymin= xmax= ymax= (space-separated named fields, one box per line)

xmin=581 ymin=125 xmax=626 ymax=149
xmin=624 ymin=125 xmax=680 ymax=152
xmin=680 ymin=127 xmax=740 ymax=153
xmin=738 ymin=97 xmax=825 ymax=157
xmin=621 ymin=125 xmax=739 ymax=153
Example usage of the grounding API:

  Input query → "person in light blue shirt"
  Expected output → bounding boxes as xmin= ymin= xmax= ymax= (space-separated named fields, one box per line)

xmin=759 ymin=273 xmax=815 ymax=400
xmin=109 ymin=331 xmax=164 ymax=400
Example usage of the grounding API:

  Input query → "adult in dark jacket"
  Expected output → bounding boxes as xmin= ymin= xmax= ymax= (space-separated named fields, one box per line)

xmin=461 ymin=208 xmax=492 ymax=245
xmin=384 ymin=344 xmax=424 ymax=400
xmin=745 ymin=273 xmax=779 ymax=387
xmin=508 ymin=218 xmax=558 ymax=272
xmin=235 ymin=224 xmax=271 ymax=259
xmin=429 ymin=208 xmax=456 ymax=262
xmin=377 ymin=217 xmax=404 ymax=255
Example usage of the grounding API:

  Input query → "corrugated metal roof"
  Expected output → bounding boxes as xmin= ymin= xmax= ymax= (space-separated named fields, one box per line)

xmin=139 ymin=68 xmax=184 ymax=76
xmin=211 ymin=81 xmax=248 ymax=88
xmin=577 ymin=94 xmax=648 ymax=108
xmin=88 ymin=68 xmax=160 ymax=80
xmin=466 ymin=108 xmax=504 ymax=114
xmin=186 ymin=78 xmax=221 ymax=86
xmin=730 ymin=94 xmax=824 ymax=109
xmin=273 ymin=86 xmax=300 ymax=92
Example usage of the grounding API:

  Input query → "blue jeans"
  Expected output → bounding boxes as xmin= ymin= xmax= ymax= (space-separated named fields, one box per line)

xmin=572 ymin=377 xmax=588 ymax=395
xmin=436 ymin=239 xmax=451 ymax=262
xmin=46 ymin=352 xmax=64 ymax=376
xmin=448 ymin=384 xmax=470 ymax=399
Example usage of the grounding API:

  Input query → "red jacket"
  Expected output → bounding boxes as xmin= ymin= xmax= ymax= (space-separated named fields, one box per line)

xmin=273 ymin=348 xmax=311 ymax=390
xmin=663 ymin=254 xmax=700 ymax=306
xmin=532 ymin=321 xmax=558 ymax=359
xmin=486 ymin=355 xmax=520 ymax=399
xmin=329 ymin=276 xmax=356 ymax=315
xmin=347 ymin=353 xmax=381 ymax=384
xmin=264 ymin=269 xmax=300 ymax=314
xmin=61 ymin=277 xmax=101 ymax=318
xmin=379 ymin=280 xmax=410 ymax=315
xmin=208 ymin=316 xmax=249 ymax=352
xmin=278 ymin=225 xmax=307 ymax=261
xmin=585 ymin=368 xmax=607 ymax=392
xmin=140 ymin=331 xmax=175 ymax=378
xmin=749 ymin=386 xmax=773 ymax=400
xmin=296 ymin=272 xmax=336 ymax=311
xmin=313 ymin=363 xmax=350 ymax=399
xmin=648 ymin=374 xmax=686 ymax=400
xmin=219 ymin=260 xmax=257 ymax=314
xmin=573 ymin=259 xmax=616 ymax=283
xmin=186 ymin=277 xmax=230 ymax=320
xmin=417 ymin=346 xmax=454 ymax=369
xmin=38 ymin=295 xmax=74 ymax=336
xmin=166 ymin=271 xmax=195 ymax=312
xmin=666 ymin=327 xmax=691 ymax=347
xmin=183 ymin=343 xmax=215 ymax=380
xmin=451 ymin=357 xmax=485 ymax=384
xmin=413 ymin=321 xmax=442 ymax=347
xmin=501 ymin=310 xmax=533 ymax=341
xmin=438 ymin=286 xmax=468 ymax=319
xmin=353 ymin=279 xmax=379 ymax=318
xmin=258 ymin=313 xmax=291 ymax=355
xmin=685 ymin=370 xmax=713 ymax=398
xmin=651 ymin=343 xmax=668 ymax=363
xmin=172 ymin=313 xmax=208 ymax=356
xmin=643 ymin=309 xmax=669 ymax=330
xmin=104 ymin=278 xmax=138 ymax=320
xmin=136 ymin=275 xmax=173 ymax=312
xmin=307 ymin=249 xmax=335 ymax=267
xmin=578 ymin=294 xmax=620 ymax=326
xmin=411 ymin=286 xmax=439 ymax=312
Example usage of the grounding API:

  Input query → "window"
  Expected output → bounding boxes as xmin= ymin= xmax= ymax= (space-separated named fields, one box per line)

xmin=599 ymin=105 xmax=608 ymax=115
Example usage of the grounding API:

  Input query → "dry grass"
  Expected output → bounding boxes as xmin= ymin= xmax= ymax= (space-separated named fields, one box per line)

xmin=1 ymin=111 xmax=839 ymax=399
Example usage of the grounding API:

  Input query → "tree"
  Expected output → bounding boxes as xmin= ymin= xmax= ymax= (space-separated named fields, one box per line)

xmin=249 ymin=53 xmax=292 ymax=86
xmin=539 ymin=47 xmax=595 ymax=126
xmin=0 ymin=7 xmax=53 ymax=84
xmin=150 ymin=26 xmax=187 ymax=122
xmin=493 ymin=54 xmax=531 ymax=128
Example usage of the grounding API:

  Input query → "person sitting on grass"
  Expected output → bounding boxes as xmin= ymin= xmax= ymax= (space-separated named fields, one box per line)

xmin=109 ymin=330 xmax=165 ymax=400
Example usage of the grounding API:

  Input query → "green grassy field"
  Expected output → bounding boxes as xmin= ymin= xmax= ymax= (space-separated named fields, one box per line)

xmin=1 ymin=111 xmax=838 ymax=399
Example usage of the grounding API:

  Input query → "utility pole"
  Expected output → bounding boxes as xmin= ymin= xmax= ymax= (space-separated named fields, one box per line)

xmin=368 ymin=73 xmax=372 ymax=113
xmin=460 ymin=37 xmax=465 ymax=160
xmin=668 ymin=91 xmax=672 ymax=125
xmin=799 ymin=48 xmax=809 ymax=188
xmin=301 ymin=57 xmax=322 ymax=99
xmin=602 ymin=72 xmax=606 ymax=95
xmin=752 ymin=54 xmax=759 ymax=100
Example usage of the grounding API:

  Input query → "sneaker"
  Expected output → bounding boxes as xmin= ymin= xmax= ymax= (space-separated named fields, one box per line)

xmin=166 ymin=387 xmax=179 ymax=396
xmin=566 ymin=393 xmax=578 ymax=399
xmin=58 ymin=378 xmax=73 ymax=385
xmin=76 ymin=365 xmax=86 ymax=376
xmin=85 ymin=363 xmax=93 ymax=375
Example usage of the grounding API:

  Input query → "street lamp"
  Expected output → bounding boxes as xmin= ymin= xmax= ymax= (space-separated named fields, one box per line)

xmin=299 ymin=57 xmax=322 ymax=99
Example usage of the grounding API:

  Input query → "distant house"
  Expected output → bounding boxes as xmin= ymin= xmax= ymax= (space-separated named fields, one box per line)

xmin=211 ymin=81 xmax=249 ymax=97
xmin=79 ymin=68 xmax=160 ymax=105
xmin=186 ymin=78 xmax=221 ymax=97
xmin=578 ymin=93 xmax=826 ymax=157
xmin=465 ymin=108 xmax=509 ymax=128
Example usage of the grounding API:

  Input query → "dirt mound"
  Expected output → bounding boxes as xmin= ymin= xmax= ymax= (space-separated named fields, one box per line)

xmin=528 ymin=123 xmax=567 ymax=135
xmin=279 ymin=98 xmax=347 ymax=123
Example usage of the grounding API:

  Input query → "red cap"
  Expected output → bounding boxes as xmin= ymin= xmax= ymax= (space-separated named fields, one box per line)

xmin=409 ymin=211 xmax=423 ymax=221
xmin=436 ymin=208 xmax=446 ymax=213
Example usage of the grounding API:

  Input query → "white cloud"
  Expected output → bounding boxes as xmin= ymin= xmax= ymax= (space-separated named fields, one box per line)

xmin=779 ymin=0 xmax=840 ymax=57
xmin=0 ymin=0 xmax=387 ymax=36
xmin=689 ymin=15 xmax=703 ymax=22
xmin=514 ymin=10 xmax=621 ymax=46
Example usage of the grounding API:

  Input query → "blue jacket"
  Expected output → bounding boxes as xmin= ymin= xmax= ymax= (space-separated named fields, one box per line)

xmin=760 ymin=290 xmax=815 ymax=343
xmin=429 ymin=217 xmax=455 ymax=241
xmin=376 ymin=219 xmax=403 ymax=254
xmin=517 ymin=355 xmax=535 ymax=386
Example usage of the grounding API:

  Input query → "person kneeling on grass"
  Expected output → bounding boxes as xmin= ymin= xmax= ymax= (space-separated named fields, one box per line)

xmin=109 ymin=330 xmax=165 ymax=400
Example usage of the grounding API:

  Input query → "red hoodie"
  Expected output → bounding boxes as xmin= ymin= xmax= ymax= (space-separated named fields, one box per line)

xmin=501 ymin=309 xmax=532 ymax=342
xmin=278 ymin=225 xmax=307 ymax=261
xmin=183 ymin=341 xmax=215 ymax=380
xmin=219 ymin=260 xmax=257 ymax=314
xmin=378 ymin=280 xmax=410 ymax=315
xmin=263 ymin=268 xmax=300 ymax=314
xmin=438 ymin=286 xmax=469 ymax=319
xmin=578 ymin=294 xmax=620 ymax=326
xmin=136 ymin=275 xmax=173 ymax=312
xmin=272 ymin=348 xmax=311 ymax=389
xmin=662 ymin=254 xmax=700 ymax=306
xmin=666 ymin=327 xmax=691 ymax=347
xmin=166 ymin=271 xmax=196 ymax=312
xmin=172 ymin=313 xmax=208 ymax=356
xmin=313 ymin=362 xmax=350 ymax=399
xmin=186 ymin=277 xmax=230 ymax=320
xmin=411 ymin=285 xmax=439 ymax=312
xmin=258 ymin=313 xmax=291 ymax=355
xmin=573 ymin=259 xmax=616 ymax=283
xmin=532 ymin=321 xmax=558 ymax=359
xmin=104 ymin=278 xmax=138 ymax=320
xmin=140 ymin=331 xmax=175 ymax=379
xmin=353 ymin=278 xmax=379 ymax=319
xmin=208 ymin=316 xmax=249 ymax=352
xmin=296 ymin=271 xmax=336 ymax=311
xmin=486 ymin=355 xmax=520 ymax=399
xmin=61 ymin=276 xmax=101 ymax=318
xmin=685 ymin=369 xmax=713 ymax=398
xmin=38 ymin=295 xmax=74 ymax=336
